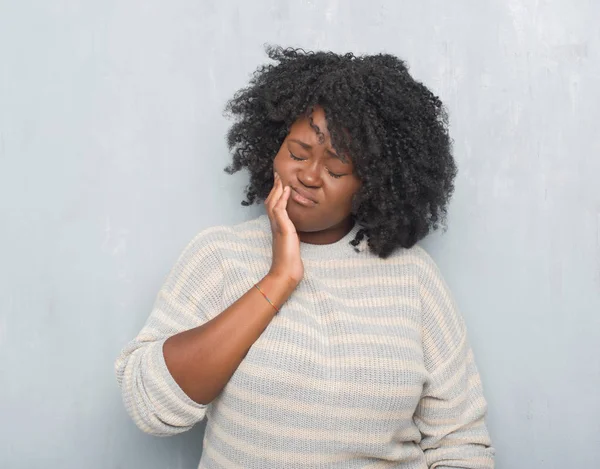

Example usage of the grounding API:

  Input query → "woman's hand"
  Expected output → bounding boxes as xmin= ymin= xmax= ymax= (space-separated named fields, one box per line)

xmin=264 ymin=172 xmax=304 ymax=285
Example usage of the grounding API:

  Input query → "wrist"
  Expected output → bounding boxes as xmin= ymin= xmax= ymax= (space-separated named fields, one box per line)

xmin=259 ymin=273 xmax=298 ymax=307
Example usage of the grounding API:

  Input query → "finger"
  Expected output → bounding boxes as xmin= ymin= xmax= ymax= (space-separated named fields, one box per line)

xmin=264 ymin=173 xmax=278 ymax=205
xmin=275 ymin=185 xmax=291 ymax=209
xmin=268 ymin=176 xmax=283 ymax=212
xmin=273 ymin=186 xmax=292 ymax=231
xmin=273 ymin=186 xmax=290 ymax=217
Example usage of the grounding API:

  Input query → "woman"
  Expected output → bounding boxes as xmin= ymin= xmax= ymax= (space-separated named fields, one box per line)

xmin=115 ymin=46 xmax=495 ymax=468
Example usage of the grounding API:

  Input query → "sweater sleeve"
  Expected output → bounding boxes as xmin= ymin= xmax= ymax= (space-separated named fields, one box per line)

xmin=114 ymin=229 xmax=224 ymax=437
xmin=413 ymin=247 xmax=495 ymax=468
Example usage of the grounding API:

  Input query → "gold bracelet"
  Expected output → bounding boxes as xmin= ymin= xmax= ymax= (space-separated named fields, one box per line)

xmin=254 ymin=283 xmax=279 ymax=313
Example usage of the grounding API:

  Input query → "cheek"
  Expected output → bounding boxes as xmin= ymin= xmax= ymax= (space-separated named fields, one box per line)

xmin=327 ymin=183 xmax=356 ymax=208
xmin=335 ymin=180 xmax=361 ymax=207
xmin=272 ymin=151 xmax=287 ymax=175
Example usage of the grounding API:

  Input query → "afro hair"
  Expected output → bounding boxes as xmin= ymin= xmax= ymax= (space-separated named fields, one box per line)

xmin=224 ymin=46 xmax=456 ymax=258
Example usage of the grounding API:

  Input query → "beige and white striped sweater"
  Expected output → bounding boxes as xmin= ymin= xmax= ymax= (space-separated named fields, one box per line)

xmin=115 ymin=214 xmax=494 ymax=468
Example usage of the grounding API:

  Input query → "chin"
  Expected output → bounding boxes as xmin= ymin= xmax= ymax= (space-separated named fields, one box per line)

xmin=286 ymin=207 xmax=339 ymax=233
xmin=286 ymin=208 xmax=321 ymax=232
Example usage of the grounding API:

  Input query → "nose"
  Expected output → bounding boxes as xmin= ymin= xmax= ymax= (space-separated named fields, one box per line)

xmin=297 ymin=160 xmax=322 ymax=188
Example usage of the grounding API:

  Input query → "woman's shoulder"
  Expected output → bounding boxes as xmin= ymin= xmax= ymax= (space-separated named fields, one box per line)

xmin=374 ymin=243 xmax=448 ymax=289
xmin=181 ymin=214 xmax=271 ymax=257
xmin=380 ymin=242 xmax=438 ymax=267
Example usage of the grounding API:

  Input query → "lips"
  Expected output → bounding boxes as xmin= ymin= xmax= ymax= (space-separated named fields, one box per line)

xmin=291 ymin=186 xmax=318 ymax=204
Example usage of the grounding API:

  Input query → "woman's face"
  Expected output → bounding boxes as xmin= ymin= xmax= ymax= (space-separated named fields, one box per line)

xmin=272 ymin=106 xmax=362 ymax=237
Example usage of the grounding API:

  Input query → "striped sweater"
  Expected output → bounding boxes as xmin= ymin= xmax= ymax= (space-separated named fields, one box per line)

xmin=115 ymin=214 xmax=495 ymax=468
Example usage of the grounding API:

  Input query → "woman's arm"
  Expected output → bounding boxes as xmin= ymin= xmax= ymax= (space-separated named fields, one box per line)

xmin=115 ymin=173 xmax=299 ymax=437
xmin=413 ymin=246 xmax=495 ymax=469
xmin=114 ymin=227 xmax=297 ymax=437
xmin=162 ymin=272 xmax=296 ymax=405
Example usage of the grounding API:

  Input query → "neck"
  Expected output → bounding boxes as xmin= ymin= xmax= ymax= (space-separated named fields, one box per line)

xmin=297 ymin=216 xmax=355 ymax=245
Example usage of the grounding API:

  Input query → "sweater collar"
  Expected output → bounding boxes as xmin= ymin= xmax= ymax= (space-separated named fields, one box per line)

xmin=256 ymin=214 xmax=366 ymax=260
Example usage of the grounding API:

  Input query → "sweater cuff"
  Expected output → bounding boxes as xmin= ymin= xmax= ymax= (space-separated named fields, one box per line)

xmin=145 ymin=338 xmax=208 ymax=429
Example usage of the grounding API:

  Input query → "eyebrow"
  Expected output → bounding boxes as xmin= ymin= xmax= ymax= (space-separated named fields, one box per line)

xmin=288 ymin=139 xmax=348 ymax=163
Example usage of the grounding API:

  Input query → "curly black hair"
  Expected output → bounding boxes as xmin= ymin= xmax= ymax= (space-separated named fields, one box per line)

xmin=224 ymin=46 xmax=456 ymax=259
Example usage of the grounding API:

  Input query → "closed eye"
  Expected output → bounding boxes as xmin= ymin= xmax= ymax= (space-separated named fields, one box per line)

xmin=289 ymin=152 xmax=345 ymax=179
